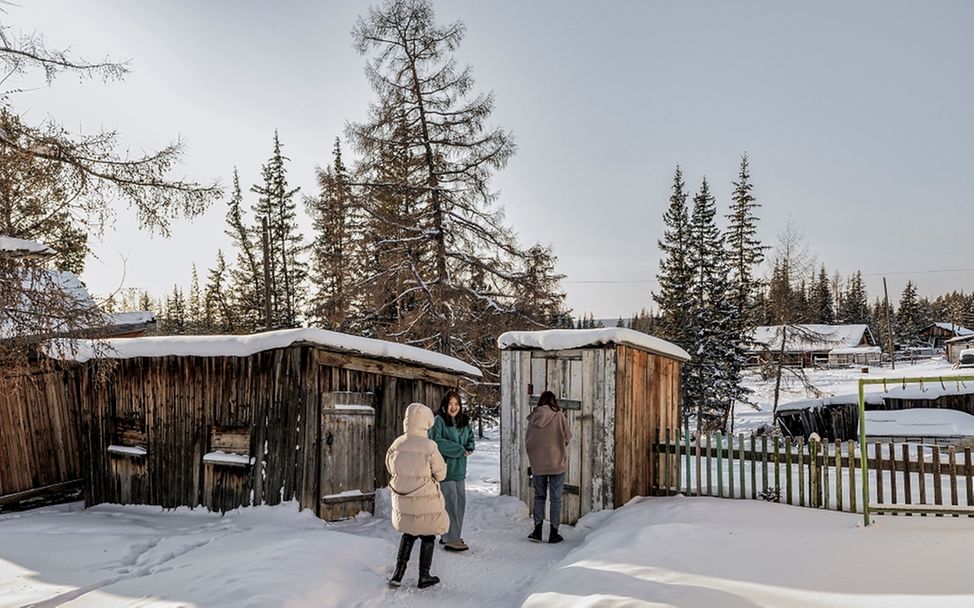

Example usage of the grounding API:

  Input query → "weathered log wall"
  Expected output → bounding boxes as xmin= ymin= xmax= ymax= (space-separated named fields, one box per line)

xmin=0 ymin=367 xmax=82 ymax=507
xmin=78 ymin=344 xmax=460 ymax=517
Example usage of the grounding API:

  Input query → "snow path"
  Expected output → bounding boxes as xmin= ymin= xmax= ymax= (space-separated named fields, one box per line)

xmin=332 ymin=429 xmax=587 ymax=607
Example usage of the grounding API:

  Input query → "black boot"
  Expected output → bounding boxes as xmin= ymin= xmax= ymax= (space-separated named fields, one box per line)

xmin=528 ymin=522 xmax=543 ymax=543
xmin=389 ymin=534 xmax=417 ymax=587
xmin=417 ymin=536 xmax=440 ymax=589
xmin=549 ymin=525 xmax=564 ymax=544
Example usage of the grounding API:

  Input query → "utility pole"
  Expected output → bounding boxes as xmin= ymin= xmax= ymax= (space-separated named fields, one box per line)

xmin=262 ymin=216 xmax=272 ymax=331
xmin=883 ymin=277 xmax=895 ymax=370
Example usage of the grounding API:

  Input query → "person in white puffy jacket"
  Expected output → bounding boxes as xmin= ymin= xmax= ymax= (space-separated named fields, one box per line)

xmin=386 ymin=402 xmax=450 ymax=589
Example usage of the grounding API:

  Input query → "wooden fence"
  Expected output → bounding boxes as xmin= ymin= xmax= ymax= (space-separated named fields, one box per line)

xmin=653 ymin=429 xmax=974 ymax=517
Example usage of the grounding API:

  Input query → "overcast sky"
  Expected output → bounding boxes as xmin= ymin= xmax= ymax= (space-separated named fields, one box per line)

xmin=9 ymin=1 xmax=974 ymax=318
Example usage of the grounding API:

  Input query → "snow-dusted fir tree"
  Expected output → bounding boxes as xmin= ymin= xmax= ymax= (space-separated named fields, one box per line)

xmin=840 ymin=271 xmax=870 ymax=325
xmin=725 ymin=155 xmax=765 ymax=330
xmin=161 ymin=286 xmax=187 ymax=335
xmin=225 ymin=169 xmax=264 ymax=331
xmin=306 ymin=138 xmax=359 ymax=331
xmin=810 ymin=265 xmax=834 ymax=324
xmin=685 ymin=178 xmax=737 ymax=432
xmin=348 ymin=0 xmax=521 ymax=357
xmin=654 ymin=166 xmax=694 ymax=349
xmin=723 ymin=155 xmax=765 ymax=429
xmin=187 ymin=264 xmax=202 ymax=334
xmin=895 ymin=280 xmax=928 ymax=346
xmin=250 ymin=132 xmax=306 ymax=329
xmin=203 ymin=250 xmax=236 ymax=334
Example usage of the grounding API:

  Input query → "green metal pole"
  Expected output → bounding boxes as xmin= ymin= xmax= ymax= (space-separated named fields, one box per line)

xmin=858 ymin=378 xmax=870 ymax=526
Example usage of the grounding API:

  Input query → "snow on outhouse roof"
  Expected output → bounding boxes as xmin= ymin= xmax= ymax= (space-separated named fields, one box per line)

xmin=748 ymin=324 xmax=873 ymax=353
xmin=0 ymin=235 xmax=55 ymax=259
xmin=497 ymin=328 xmax=691 ymax=362
xmin=51 ymin=327 xmax=483 ymax=378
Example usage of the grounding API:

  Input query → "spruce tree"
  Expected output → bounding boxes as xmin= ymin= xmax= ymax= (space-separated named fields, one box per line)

xmin=685 ymin=178 xmax=736 ymax=432
xmin=225 ymin=169 xmax=264 ymax=331
xmin=725 ymin=154 xmax=766 ymax=330
xmin=204 ymin=250 xmax=235 ymax=334
xmin=811 ymin=265 xmax=834 ymax=324
xmin=895 ymin=281 xmax=927 ymax=346
xmin=654 ymin=166 xmax=694 ymax=349
xmin=251 ymin=132 xmax=307 ymax=329
xmin=187 ymin=264 xmax=203 ymax=334
xmin=840 ymin=271 xmax=870 ymax=325
xmin=307 ymin=138 xmax=359 ymax=331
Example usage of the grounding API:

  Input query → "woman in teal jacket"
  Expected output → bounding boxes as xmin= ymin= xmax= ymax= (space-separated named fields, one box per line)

xmin=428 ymin=390 xmax=475 ymax=552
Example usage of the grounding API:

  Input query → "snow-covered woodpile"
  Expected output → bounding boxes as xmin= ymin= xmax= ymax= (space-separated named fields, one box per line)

xmin=498 ymin=328 xmax=690 ymax=524
xmin=53 ymin=328 xmax=481 ymax=520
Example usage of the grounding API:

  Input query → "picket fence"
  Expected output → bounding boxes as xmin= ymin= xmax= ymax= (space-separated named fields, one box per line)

xmin=652 ymin=428 xmax=974 ymax=519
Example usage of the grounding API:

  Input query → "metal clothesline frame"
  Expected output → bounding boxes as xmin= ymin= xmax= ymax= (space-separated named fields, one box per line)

xmin=857 ymin=374 xmax=974 ymax=526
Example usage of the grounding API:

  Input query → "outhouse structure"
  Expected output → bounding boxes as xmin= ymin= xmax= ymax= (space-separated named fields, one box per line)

xmin=59 ymin=328 xmax=480 ymax=520
xmin=498 ymin=328 xmax=690 ymax=524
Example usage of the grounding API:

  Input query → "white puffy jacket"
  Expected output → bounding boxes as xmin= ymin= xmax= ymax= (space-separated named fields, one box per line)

xmin=385 ymin=403 xmax=449 ymax=536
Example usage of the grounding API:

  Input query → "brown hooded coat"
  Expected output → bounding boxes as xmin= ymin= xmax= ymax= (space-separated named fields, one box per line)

xmin=525 ymin=405 xmax=572 ymax=475
xmin=385 ymin=403 xmax=450 ymax=535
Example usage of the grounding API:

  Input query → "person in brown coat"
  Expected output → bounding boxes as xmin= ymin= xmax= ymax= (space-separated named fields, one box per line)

xmin=386 ymin=402 xmax=450 ymax=588
xmin=524 ymin=390 xmax=572 ymax=544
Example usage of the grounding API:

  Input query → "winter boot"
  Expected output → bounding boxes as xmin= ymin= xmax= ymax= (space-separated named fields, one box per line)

xmin=389 ymin=535 xmax=417 ymax=587
xmin=417 ymin=537 xmax=440 ymax=589
xmin=528 ymin=522 xmax=543 ymax=543
xmin=549 ymin=525 xmax=564 ymax=544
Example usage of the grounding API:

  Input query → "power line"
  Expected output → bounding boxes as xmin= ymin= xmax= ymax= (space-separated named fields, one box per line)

xmin=564 ymin=266 xmax=974 ymax=285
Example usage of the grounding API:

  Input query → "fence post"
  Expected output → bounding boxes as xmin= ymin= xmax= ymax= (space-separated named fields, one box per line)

xmin=785 ymin=438 xmax=793 ymax=505
xmin=810 ymin=438 xmax=820 ymax=508
xmin=848 ymin=440 xmax=857 ymax=513
xmin=902 ymin=443 xmax=912 ymax=516
xmin=706 ymin=433 xmax=713 ymax=496
xmin=798 ymin=437 xmax=805 ymax=507
xmin=750 ymin=433 xmax=757 ymax=500
xmin=727 ymin=431 xmax=735 ymax=499
xmin=716 ymin=432 xmax=724 ymax=498
xmin=822 ymin=438 xmax=830 ymax=509
xmin=738 ymin=433 xmax=745 ymax=500
xmin=836 ymin=440 xmax=843 ymax=512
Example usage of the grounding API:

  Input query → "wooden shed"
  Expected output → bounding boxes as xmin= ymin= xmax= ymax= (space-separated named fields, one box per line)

xmin=59 ymin=328 xmax=480 ymax=520
xmin=498 ymin=328 xmax=690 ymax=525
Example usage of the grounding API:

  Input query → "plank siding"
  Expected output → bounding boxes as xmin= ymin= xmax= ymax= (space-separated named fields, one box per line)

xmin=71 ymin=344 xmax=464 ymax=519
xmin=0 ymin=368 xmax=83 ymax=507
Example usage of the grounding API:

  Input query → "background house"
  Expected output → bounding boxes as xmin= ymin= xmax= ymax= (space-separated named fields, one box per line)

xmin=747 ymin=324 xmax=877 ymax=367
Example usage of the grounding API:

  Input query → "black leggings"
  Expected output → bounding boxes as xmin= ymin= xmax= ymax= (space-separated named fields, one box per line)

xmin=402 ymin=533 xmax=435 ymax=543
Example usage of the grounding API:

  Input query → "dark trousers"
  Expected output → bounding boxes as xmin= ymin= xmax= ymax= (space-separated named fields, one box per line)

xmin=532 ymin=472 xmax=565 ymax=528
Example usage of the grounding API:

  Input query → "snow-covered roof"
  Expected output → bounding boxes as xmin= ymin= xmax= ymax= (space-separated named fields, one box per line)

xmin=0 ymin=235 xmax=55 ymax=259
xmin=777 ymin=378 xmax=974 ymax=413
xmin=945 ymin=333 xmax=974 ymax=344
xmin=748 ymin=324 xmax=873 ymax=353
xmin=776 ymin=393 xmax=885 ymax=413
xmin=829 ymin=346 xmax=882 ymax=355
xmin=925 ymin=322 xmax=974 ymax=336
xmin=108 ymin=311 xmax=156 ymax=327
xmin=497 ymin=328 xmax=690 ymax=362
xmin=49 ymin=327 xmax=482 ymax=378
xmin=866 ymin=408 xmax=974 ymax=438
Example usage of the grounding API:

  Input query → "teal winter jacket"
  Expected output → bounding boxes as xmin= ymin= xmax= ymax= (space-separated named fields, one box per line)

xmin=428 ymin=415 xmax=475 ymax=481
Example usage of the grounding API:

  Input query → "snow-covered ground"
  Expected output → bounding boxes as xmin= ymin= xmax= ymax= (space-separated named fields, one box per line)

xmin=5 ymin=367 xmax=974 ymax=607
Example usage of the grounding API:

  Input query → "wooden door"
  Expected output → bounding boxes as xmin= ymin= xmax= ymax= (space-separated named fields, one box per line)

xmin=320 ymin=392 xmax=376 ymax=521
xmin=528 ymin=353 xmax=586 ymax=525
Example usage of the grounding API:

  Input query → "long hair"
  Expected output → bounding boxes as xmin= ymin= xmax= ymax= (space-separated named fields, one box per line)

xmin=537 ymin=390 xmax=560 ymax=412
xmin=437 ymin=389 xmax=469 ymax=428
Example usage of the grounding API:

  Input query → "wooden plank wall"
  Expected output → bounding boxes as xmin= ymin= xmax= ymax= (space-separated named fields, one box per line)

xmin=0 ymin=368 xmax=82 ymax=503
xmin=500 ymin=348 xmax=618 ymax=524
xmin=613 ymin=345 xmax=681 ymax=506
xmin=78 ymin=345 xmax=458 ymax=514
